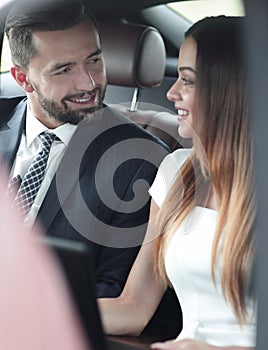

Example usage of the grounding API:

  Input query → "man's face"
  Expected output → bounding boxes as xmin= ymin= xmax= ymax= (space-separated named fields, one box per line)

xmin=24 ymin=19 xmax=107 ymax=128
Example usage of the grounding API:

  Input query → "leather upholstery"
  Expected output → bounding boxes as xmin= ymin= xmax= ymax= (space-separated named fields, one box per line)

xmin=99 ymin=22 xmax=166 ymax=88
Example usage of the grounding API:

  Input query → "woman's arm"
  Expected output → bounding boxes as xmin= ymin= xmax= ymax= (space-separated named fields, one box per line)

xmin=151 ymin=339 xmax=255 ymax=350
xmin=98 ymin=199 xmax=166 ymax=336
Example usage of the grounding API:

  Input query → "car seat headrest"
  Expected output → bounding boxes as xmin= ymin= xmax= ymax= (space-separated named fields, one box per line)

xmin=99 ymin=22 xmax=166 ymax=88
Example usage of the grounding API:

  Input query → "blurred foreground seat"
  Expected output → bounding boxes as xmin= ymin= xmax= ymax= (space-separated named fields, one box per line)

xmin=0 ymin=169 xmax=90 ymax=350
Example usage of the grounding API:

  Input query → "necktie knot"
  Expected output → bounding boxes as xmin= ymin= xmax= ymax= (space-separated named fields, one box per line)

xmin=11 ymin=131 xmax=59 ymax=217
xmin=39 ymin=132 xmax=58 ymax=151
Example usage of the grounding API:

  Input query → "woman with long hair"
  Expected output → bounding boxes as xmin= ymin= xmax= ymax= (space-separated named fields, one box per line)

xmin=98 ymin=16 xmax=256 ymax=350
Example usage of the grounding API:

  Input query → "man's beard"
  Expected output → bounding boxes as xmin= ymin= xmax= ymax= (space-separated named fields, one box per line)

xmin=35 ymin=86 xmax=106 ymax=125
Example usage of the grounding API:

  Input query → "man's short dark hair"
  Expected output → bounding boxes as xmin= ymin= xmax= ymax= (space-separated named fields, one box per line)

xmin=5 ymin=0 xmax=98 ymax=69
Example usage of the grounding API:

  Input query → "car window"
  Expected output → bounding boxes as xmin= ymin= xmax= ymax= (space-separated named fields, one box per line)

xmin=1 ymin=34 xmax=11 ymax=73
xmin=0 ymin=0 xmax=13 ymax=72
xmin=167 ymin=0 xmax=245 ymax=23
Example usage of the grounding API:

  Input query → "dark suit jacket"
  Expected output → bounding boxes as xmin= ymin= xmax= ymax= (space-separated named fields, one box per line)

xmin=0 ymin=96 xmax=169 ymax=297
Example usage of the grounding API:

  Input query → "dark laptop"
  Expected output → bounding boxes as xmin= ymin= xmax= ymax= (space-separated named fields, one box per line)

xmin=41 ymin=236 xmax=146 ymax=350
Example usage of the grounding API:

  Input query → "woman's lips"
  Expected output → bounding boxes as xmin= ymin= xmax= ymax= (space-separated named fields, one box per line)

xmin=177 ymin=108 xmax=189 ymax=121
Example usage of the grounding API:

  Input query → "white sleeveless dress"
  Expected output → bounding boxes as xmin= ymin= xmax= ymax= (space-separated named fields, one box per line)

xmin=149 ymin=148 xmax=256 ymax=347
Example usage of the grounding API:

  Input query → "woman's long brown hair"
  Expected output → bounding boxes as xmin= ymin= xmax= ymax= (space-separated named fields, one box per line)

xmin=154 ymin=16 xmax=256 ymax=323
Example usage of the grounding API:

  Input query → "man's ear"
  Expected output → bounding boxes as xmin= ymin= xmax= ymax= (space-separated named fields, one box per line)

xmin=10 ymin=65 xmax=34 ymax=93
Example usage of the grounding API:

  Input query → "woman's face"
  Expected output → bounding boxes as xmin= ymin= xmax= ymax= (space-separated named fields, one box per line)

xmin=167 ymin=36 xmax=197 ymax=139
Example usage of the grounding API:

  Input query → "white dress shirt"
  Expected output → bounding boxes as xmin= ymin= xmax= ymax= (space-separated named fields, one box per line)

xmin=11 ymin=106 xmax=77 ymax=226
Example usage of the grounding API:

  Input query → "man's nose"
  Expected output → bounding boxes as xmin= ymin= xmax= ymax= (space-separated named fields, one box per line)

xmin=76 ymin=67 xmax=96 ymax=90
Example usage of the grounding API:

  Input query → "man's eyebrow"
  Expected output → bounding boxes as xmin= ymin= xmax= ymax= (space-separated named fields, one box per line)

xmin=49 ymin=62 xmax=74 ymax=72
xmin=49 ymin=49 xmax=102 ymax=72
xmin=179 ymin=66 xmax=196 ymax=74
xmin=85 ymin=48 xmax=102 ymax=60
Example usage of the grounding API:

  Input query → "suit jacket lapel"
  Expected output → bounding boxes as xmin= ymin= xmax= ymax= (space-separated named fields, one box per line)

xmin=37 ymin=117 xmax=101 ymax=231
xmin=0 ymin=99 xmax=27 ymax=171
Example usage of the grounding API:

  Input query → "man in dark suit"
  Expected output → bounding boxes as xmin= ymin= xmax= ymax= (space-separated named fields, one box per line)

xmin=1 ymin=0 xmax=169 ymax=297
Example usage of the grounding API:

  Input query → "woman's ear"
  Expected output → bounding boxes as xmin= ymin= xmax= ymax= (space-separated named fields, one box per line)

xmin=10 ymin=65 xmax=34 ymax=93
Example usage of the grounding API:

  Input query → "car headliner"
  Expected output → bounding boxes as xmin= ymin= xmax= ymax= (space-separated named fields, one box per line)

xmin=0 ymin=0 xmax=182 ymax=32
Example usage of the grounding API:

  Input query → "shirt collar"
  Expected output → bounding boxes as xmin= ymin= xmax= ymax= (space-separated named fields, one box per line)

xmin=25 ymin=105 xmax=77 ymax=147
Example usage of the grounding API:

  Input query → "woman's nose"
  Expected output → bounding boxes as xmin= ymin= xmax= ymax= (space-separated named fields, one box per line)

xmin=166 ymin=79 xmax=182 ymax=102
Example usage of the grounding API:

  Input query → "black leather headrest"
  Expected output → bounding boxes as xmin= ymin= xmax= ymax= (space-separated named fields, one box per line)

xmin=99 ymin=22 xmax=166 ymax=88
